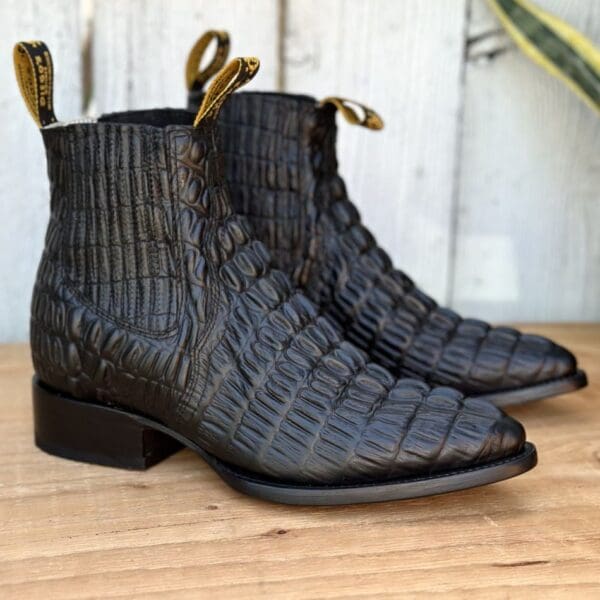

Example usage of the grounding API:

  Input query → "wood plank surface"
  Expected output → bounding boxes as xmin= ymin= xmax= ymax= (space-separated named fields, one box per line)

xmin=284 ymin=0 xmax=468 ymax=302
xmin=92 ymin=0 xmax=280 ymax=114
xmin=452 ymin=0 xmax=600 ymax=322
xmin=1 ymin=325 xmax=598 ymax=598
xmin=0 ymin=0 xmax=82 ymax=343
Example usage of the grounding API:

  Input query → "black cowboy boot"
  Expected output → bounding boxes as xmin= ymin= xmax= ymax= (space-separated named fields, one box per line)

xmin=185 ymin=31 xmax=587 ymax=408
xmin=17 ymin=40 xmax=535 ymax=506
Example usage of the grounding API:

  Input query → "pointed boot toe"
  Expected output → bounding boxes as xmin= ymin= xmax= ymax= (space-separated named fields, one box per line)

xmin=455 ymin=328 xmax=586 ymax=406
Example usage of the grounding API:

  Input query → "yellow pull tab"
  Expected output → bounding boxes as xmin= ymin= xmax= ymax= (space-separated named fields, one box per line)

xmin=185 ymin=30 xmax=231 ymax=92
xmin=13 ymin=41 xmax=57 ymax=128
xmin=194 ymin=57 xmax=260 ymax=127
xmin=320 ymin=97 xmax=384 ymax=130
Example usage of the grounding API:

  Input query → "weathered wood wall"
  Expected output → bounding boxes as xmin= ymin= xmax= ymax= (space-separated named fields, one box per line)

xmin=0 ymin=0 xmax=598 ymax=341
xmin=454 ymin=0 xmax=600 ymax=321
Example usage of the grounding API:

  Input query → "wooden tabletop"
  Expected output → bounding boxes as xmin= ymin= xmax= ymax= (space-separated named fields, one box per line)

xmin=1 ymin=324 xmax=598 ymax=599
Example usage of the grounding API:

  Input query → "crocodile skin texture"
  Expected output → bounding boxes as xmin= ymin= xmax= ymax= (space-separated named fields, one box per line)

xmin=44 ymin=124 xmax=180 ymax=335
xmin=194 ymin=92 xmax=579 ymax=396
xmin=31 ymin=109 xmax=525 ymax=485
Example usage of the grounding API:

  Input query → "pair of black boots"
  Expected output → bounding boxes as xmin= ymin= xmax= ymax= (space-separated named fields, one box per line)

xmin=17 ymin=33 xmax=586 ymax=505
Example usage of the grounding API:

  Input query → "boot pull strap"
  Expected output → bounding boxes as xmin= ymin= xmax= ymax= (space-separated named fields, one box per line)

xmin=185 ymin=30 xmax=231 ymax=92
xmin=319 ymin=97 xmax=384 ymax=131
xmin=193 ymin=57 xmax=260 ymax=127
xmin=13 ymin=41 xmax=57 ymax=128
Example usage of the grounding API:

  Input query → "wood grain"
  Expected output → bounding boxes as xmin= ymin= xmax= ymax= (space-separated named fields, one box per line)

xmin=0 ymin=0 xmax=82 ymax=343
xmin=1 ymin=325 xmax=599 ymax=599
xmin=284 ymin=0 xmax=468 ymax=302
xmin=92 ymin=0 xmax=280 ymax=114
xmin=452 ymin=0 xmax=600 ymax=322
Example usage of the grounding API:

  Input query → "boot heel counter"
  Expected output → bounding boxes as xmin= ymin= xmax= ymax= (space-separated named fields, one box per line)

xmin=29 ymin=247 xmax=75 ymax=391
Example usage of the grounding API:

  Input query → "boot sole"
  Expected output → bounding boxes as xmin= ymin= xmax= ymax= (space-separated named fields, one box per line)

xmin=32 ymin=377 xmax=537 ymax=506
xmin=471 ymin=369 xmax=588 ymax=407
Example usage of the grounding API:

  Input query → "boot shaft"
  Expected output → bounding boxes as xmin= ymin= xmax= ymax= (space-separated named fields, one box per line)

xmin=34 ymin=112 xmax=231 ymax=327
xmin=16 ymin=42 xmax=262 ymax=422
xmin=31 ymin=114 xmax=233 ymax=416
xmin=188 ymin=90 xmax=373 ymax=306
xmin=186 ymin=32 xmax=388 ymax=293
xmin=214 ymin=93 xmax=340 ymax=283
xmin=41 ymin=119 xmax=187 ymax=335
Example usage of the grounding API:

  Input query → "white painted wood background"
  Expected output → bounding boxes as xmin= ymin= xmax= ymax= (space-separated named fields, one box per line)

xmin=0 ymin=0 xmax=598 ymax=342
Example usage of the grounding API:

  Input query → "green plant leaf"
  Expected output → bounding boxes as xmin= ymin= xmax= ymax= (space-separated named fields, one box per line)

xmin=488 ymin=0 xmax=600 ymax=114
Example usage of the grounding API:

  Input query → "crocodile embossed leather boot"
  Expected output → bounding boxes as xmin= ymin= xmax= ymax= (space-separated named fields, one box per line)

xmin=17 ymin=41 xmax=536 ymax=505
xmin=185 ymin=31 xmax=587 ymax=408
